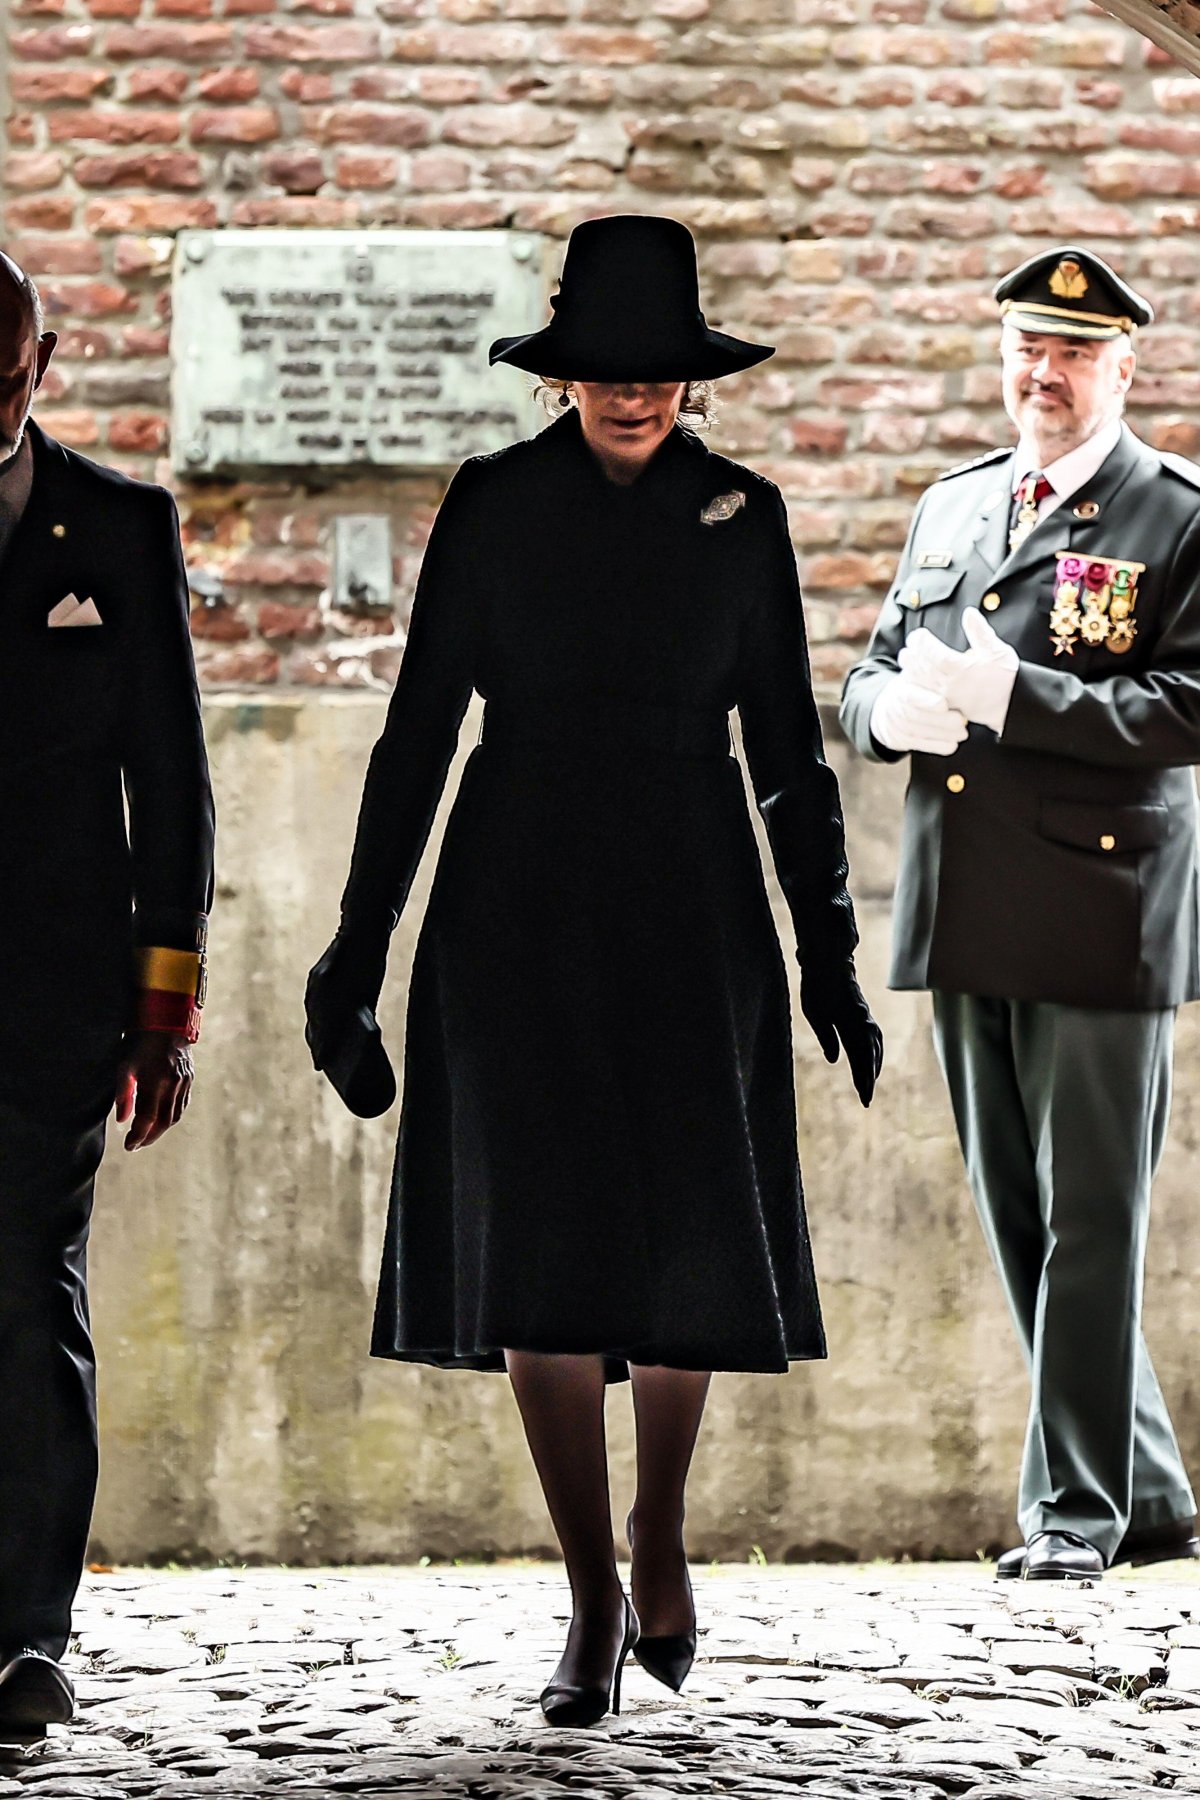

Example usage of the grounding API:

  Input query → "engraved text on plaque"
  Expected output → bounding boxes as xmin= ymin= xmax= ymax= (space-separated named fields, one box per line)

xmin=171 ymin=229 xmax=545 ymax=472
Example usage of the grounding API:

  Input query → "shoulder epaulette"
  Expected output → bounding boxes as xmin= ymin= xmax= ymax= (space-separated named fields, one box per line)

xmin=1159 ymin=451 xmax=1200 ymax=492
xmin=936 ymin=447 xmax=1012 ymax=482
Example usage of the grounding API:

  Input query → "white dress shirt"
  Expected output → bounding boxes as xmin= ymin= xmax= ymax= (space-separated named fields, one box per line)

xmin=1011 ymin=416 xmax=1123 ymax=523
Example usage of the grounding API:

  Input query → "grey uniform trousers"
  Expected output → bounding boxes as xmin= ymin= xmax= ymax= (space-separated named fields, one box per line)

xmin=932 ymin=992 xmax=1195 ymax=1562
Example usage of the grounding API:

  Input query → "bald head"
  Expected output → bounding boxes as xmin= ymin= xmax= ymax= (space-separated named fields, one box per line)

xmin=0 ymin=251 xmax=55 ymax=460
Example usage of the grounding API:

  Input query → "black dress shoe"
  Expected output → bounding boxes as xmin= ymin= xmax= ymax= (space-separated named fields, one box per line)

xmin=995 ymin=1543 xmax=1026 ymax=1580
xmin=1023 ymin=1531 xmax=1104 ymax=1581
xmin=0 ymin=1649 xmax=75 ymax=1732
xmin=540 ymin=1599 xmax=639 ymax=1728
xmin=996 ymin=1515 xmax=1200 ymax=1580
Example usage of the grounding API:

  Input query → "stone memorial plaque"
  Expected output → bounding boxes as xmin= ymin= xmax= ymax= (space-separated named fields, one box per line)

xmin=171 ymin=229 xmax=546 ymax=473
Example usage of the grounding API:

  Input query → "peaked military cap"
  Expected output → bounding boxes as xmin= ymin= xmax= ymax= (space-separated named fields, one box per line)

xmin=994 ymin=247 xmax=1153 ymax=341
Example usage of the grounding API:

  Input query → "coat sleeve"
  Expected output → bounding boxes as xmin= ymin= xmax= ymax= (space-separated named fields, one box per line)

xmin=1002 ymin=509 xmax=1200 ymax=769
xmin=338 ymin=460 xmax=482 ymax=935
xmin=838 ymin=490 xmax=929 ymax=764
xmin=736 ymin=483 xmax=859 ymax=964
xmin=120 ymin=486 xmax=216 ymax=955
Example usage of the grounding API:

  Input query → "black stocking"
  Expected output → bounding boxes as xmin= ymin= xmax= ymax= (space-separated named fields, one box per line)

xmin=628 ymin=1366 xmax=711 ymax=1636
xmin=505 ymin=1350 xmax=630 ymax=1688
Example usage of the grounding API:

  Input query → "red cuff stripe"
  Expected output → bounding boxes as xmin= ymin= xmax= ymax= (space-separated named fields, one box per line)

xmin=134 ymin=988 xmax=202 ymax=1043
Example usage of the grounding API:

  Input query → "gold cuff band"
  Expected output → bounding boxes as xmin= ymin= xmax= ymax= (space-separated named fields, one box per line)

xmin=136 ymin=946 xmax=204 ymax=996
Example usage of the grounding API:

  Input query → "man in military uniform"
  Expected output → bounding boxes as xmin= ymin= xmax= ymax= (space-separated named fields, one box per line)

xmin=841 ymin=247 xmax=1199 ymax=1581
xmin=0 ymin=253 xmax=214 ymax=1727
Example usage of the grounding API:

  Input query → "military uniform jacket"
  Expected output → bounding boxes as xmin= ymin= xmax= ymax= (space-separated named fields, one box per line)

xmin=840 ymin=424 xmax=1200 ymax=1010
xmin=0 ymin=422 xmax=215 ymax=1052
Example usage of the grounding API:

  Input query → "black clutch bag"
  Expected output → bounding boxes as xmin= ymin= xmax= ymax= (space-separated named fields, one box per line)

xmin=317 ymin=1005 xmax=397 ymax=1119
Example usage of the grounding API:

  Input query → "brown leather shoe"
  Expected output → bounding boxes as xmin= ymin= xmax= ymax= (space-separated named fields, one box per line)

xmin=995 ymin=1515 xmax=1199 ymax=1580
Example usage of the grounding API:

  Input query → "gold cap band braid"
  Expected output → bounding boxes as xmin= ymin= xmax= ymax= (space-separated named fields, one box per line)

xmin=1000 ymin=299 xmax=1136 ymax=339
xmin=135 ymin=945 xmax=206 ymax=999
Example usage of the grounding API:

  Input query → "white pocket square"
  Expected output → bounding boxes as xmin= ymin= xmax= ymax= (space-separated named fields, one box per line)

xmin=48 ymin=594 xmax=103 ymax=628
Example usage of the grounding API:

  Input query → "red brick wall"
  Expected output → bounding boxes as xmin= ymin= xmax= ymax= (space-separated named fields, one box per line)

xmin=3 ymin=0 xmax=1197 ymax=691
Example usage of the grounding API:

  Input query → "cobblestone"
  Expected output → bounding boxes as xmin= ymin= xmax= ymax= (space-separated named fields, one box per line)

xmin=1 ymin=1566 xmax=1197 ymax=1796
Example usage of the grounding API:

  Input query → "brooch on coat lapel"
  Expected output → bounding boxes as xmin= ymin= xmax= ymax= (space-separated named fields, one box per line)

xmin=700 ymin=490 xmax=746 ymax=526
xmin=1050 ymin=551 xmax=1144 ymax=657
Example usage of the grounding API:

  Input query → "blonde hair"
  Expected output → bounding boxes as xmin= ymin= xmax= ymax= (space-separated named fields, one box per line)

xmin=532 ymin=376 xmax=717 ymax=432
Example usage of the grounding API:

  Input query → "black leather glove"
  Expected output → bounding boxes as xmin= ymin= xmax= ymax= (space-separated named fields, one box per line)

xmin=305 ymin=928 xmax=395 ymax=1118
xmin=800 ymin=959 xmax=884 ymax=1108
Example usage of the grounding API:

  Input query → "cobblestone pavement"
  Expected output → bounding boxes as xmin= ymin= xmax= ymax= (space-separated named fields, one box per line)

xmin=4 ymin=1563 xmax=1200 ymax=1798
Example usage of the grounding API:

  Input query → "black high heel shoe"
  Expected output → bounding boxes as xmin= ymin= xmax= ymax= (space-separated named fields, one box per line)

xmin=625 ymin=1512 xmax=698 ymax=1693
xmin=539 ymin=1597 xmax=639 ymax=1727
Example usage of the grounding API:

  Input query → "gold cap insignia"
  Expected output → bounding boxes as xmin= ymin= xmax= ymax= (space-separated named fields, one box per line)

xmin=700 ymin=490 xmax=746 ymax=526
xmin=1049 ymin=258 xmax=1089 ymax=301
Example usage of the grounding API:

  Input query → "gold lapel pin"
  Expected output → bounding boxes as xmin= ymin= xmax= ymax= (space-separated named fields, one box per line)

xmin=1073 ymin=500 xmax=1100 ymax=519
xmin=52 ymin=523 xmax=67 ymax=538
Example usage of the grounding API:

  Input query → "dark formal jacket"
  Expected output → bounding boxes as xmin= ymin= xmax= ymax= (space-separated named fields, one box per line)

xmin=840 ymin=424 xmax=1200 ymax=1010
xmin=334 ymin=408 xmax=857 ymax=1376
xmin=0 ymin=421 xmax=215 ymax=1052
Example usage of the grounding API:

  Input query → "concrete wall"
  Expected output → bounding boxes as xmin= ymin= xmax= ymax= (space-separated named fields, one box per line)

xmin=88 ymin=694 xmax=1200 ymax=1564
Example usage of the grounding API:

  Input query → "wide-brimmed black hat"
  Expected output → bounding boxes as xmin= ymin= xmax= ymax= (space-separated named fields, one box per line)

xmin=995 ymin=247 xmax=1153 ymax=341
xmin=489 ymin=214 xmax=774 ymax=382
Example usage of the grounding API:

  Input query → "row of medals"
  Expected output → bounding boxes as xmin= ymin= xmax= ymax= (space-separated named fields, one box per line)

xmin=1050 ymin=554 xmax=1143 ymax=658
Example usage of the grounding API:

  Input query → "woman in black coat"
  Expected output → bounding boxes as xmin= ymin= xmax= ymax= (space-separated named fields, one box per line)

xmin=307 ymin=215 xmax=882 ymax=1727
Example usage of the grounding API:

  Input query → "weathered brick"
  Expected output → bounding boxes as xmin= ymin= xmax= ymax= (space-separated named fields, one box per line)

xmin=1085 ymin=156 xmax=1200 ymax=200
xmin=108 ymin=409 xmax=169 ymax=451
xmin=263 ymin=149 xmax=327 ymax=193
xmin=74 ymin=150 xmax=203 ymax=189
xmin=10 ymin=66 xmax=111 ymax=101
xmin=782 ymin=241 xmax=844 ymax=282
xmin=190 ymin=106 xmax=282 ymax=144
xmin=4 ymin=151 xmax=66 ymax=191
xmin=861 ymin=411 xmax=928 ymax=453
xmin=193 ymin=645 xmax=280 ymax=684
xmin=37 ymin=408 xmax=99 ymax=444
xmin=9 ymin=235 xmax=100 ymax=275
xmin=389 ymin=24 xmax=537 ymax=61
xmin=104 ymin=21 xmax=232 ymax=57
xmin=229 ymin=196 xmax=363 ymax=225
xmin=112 ymin=235 xmax=176 ymax=276
xmin=197 ymin=68 xmax=260 ymax=102
xmin=245 ymin=21 xmax=381 ymax=59
xmin=11 ymin=22 xmax=94 ymax=56
xmin=408 ymin=150 xmax=473 ymax=190
xmin=443 ymin=105 xmax=576 ymax=147
xmin=309 ymin=104 xmax=433 ymax=146
xmin=1153 ymin=77 xmax=1200 ymax=114
xmin=125 ymin=68 xmax=190 ymax=101
xmin=333 ymin=150 xmax=399 ymax=189
xmin=257 ymin=602 xmax=323 ymax=641
xmin=281 ymin=69 xmax=334 ymax=102
xmin=5 ymin=195 xmax=76 ymax=230
xmin=48 ymin=109 xmax=181 ymax=143
xmin=819 ymin=375 xmax=945 ymax=412
xmin=39 ymin=279 xmax=137 ymax=317
xmin=85 ymin=195 xmax=218 ymax=230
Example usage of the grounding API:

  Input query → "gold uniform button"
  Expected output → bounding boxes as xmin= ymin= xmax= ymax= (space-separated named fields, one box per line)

xmin=1100 ymin=833 xmax=1116 ymax=851
xmin=908 ymin=590 xmax=922 ymax=607
xmin=52 ymin=523 xmax=66 ymax=538
xmin=947 ymin=773 xmax=966 ymax=794
xmin=982 ymin=591 xmax=1001 ymax=611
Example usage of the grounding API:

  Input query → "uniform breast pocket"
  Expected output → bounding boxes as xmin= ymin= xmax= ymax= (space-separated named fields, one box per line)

xmin=28 ymin=626 xmax=119 ymax=741
xmin=893 ymin=567 xmax=966 ymax=635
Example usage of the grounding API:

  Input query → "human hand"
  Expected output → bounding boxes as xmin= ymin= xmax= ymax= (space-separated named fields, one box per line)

xmin=115 ymin=1031 xmax=194 ymax=1150
xmin=870 ymin=671 xmax=969 ymax=756
xmin=800 ymin=961 xmax=884 ymax=1107
xmin=900 ymin=608 xmax=1019 ymax=735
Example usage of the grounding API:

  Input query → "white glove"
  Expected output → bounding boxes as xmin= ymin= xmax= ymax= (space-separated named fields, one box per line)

xmin=870 ymin=673 xmax=969 ymax=756
xmin=899 ymin=607 xmax=1020 ymax=736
